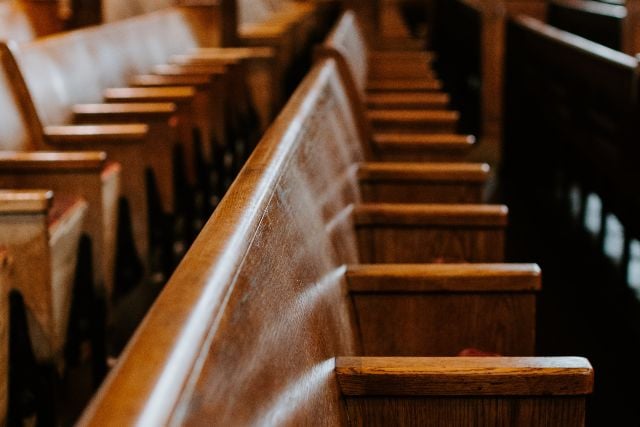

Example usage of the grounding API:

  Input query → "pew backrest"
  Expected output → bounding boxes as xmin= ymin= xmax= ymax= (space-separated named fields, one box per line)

xmin=10 ymin=6 xmax=221 ymax=127
xmin=0 ymin=43 xmax=40 ymax=151
xmin=79 ymin=58 xmax=363 ymax=426
xmin=505 ymin=15 xmax=640 ymax=236
xmin=547 ymin=0 xmax=625 ymax=50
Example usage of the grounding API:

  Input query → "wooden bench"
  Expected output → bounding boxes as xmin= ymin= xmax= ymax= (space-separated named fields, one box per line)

xmin=547 ymin=0 xmax=625 ymax=50
xmin=546 ymin=0 xmax=640 ymax=55
xmin=0 ymin=190 xmax=86 ymax=363
xmin=0 ymin=40 xmax=160 ymax=274
xmin=0 ymin=44 xmax=122 ymax=298
xmin=504 ymin=15 xmax=640 ymax=278
xmin=77 ymin=56 xmax=593 ymax=426
xmin=317 ymin=11 xmax=465 ymax=135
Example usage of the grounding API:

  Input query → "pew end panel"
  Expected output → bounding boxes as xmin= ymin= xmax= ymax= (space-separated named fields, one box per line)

xmin=0 ymin=190 xmax=87 ymax=362
xmin=0 ymin=151 xmax=120 ymax=296
xmin=347 ymin=264 xmax=540 ymax=356
xmin=358 ymin=162 xmax=489 ymax=204
xmin=355 ymin=204 xmax=508 ymax=263
xmin=43 ymin=125 xmax=155 ymax=260
xmin=336 ymin=357 xmax=593 ymax=426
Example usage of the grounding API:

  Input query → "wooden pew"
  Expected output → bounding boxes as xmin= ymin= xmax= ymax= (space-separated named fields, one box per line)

xmin=78 ymin=57 xmax=593 ymax=426
xmin=546 ymin=0 xmax=640 ymax=55
xmin=0 ymin=41 xmax=158 ymax=273
xmin=0 ymin=44 xmax=122 ymax=298
xmin=547 ymin=0 xmax=625 ymax=50
xmin=317 ymin=11 xmax=466 ymax=136
xmin=504 ymin=15 xmax=640 ymax=278
xmin=0 ymin=190 xmax=86 ymax=363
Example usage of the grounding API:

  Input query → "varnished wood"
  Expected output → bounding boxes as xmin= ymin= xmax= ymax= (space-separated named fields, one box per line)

xmin=0 ymin=192 xmax=87 ymax=362
xmin=0 ymin=189 xmax=52 ymax=213
xmin=43 ymin=125 xmax=149 ymax=143
xmin=0 ymin=151 xmax=106 ymax=170
xmin=366 ymin=92 xmax=450 ymax=110
xmin=337 ymin=357 xmax=593 ymax=395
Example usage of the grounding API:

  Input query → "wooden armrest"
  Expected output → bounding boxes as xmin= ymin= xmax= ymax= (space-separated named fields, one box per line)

xmin=336 ymin=357 xmax=594 ymax=396
xmin=188 ymin=46 xmax=275 ymax=59
xmin=355 ymin=204 xmax=508 ymax=227
xmin=367 ymin=80 xmax=443 ymax=92
xmin=129 ymin=74 xmax=212 ymax=89
xmin=153 ymin=64 xmax=227 ymax=77
xmin=346 ymin=263 xmax=541 ymax=293
xmin=73 ymin=103 xmax=176 ymax=121
xmin=0 ymin=189 xmax=52 ymax=213
xmin=368 ymin=109 xmax=459 ymax=123
xmin=367 ymin=92 xmax=450 ymax=109
xmin=44 ymin=124 xmax=149 ymax=144
xmin=170 ymin=54 xmax=241 ymax=66
xmin=358 ymin=162 xmax=489 ymax=183
xmin=373 ymin=133 xmax=475 ymax=151
xmin=103 ymin=87 xmax=195 ymax=104
xmin=0 ymin=151 xmax=106 ymax=171
xmin=369 ymin=51 xmax=436 ymax=62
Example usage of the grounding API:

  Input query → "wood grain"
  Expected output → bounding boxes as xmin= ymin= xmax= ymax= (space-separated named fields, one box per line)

xmin=336 ymin=357 xmax=594 ymax=395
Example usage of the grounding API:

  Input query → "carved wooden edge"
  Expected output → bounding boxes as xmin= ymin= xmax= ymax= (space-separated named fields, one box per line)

xmin=335 ymin=357 xmax=594 ymax=396
xmin=373 ymin=133 xmax=476 ymax=151
xmin=0 ymin=189 xmax=53 ymax=213
xmin=357 ymin=162 xmax=490 ymax=182
xmin=0 ymin=151 xmax=106 ymax=171
xmin=367 ymin=109 xmax=460 ymax=123
xmin=44 ymin=124 xmax=149 ymax=144
xmin=346 ymin=263 xmax=541 ymax=292
xmin=354 ymin=203 xmax=509 ymax=226
xmin=103 ymin=87 xmax=196 ymax=103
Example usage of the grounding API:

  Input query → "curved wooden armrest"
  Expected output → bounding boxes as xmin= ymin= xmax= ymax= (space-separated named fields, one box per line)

xmin=335 ymin=357 xmax=594 ymax=396
xmin=73 ymin=103 xmax=176 ymax=121
xmin=346 ymin=263 xmax=541 ymax=293
xmin=0 ymin=151 xmax=106 ymax=171
xmin=103 ymin=87 xmax=195 ymax=104
xmin=358 ymin=162 xmax=490 ymax=183
xmin=355 ymin=204 xmax=508 ymax=227
xmin=153 ymin=64 xmax=227 ymax=77
xmin=129 ymin=74 xmax=212 ymax=89
xmin=44 ymin=124 xmax=149 ymax=145
xmin=0 ymin=189 xmax=52 ymax=213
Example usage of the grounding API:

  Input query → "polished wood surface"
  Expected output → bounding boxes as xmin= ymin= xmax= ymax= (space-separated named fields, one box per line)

xmin=79 ymin=55 xmax=590 ymax=426
xmin=0 ymin=191 xmax=87 ymax=362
